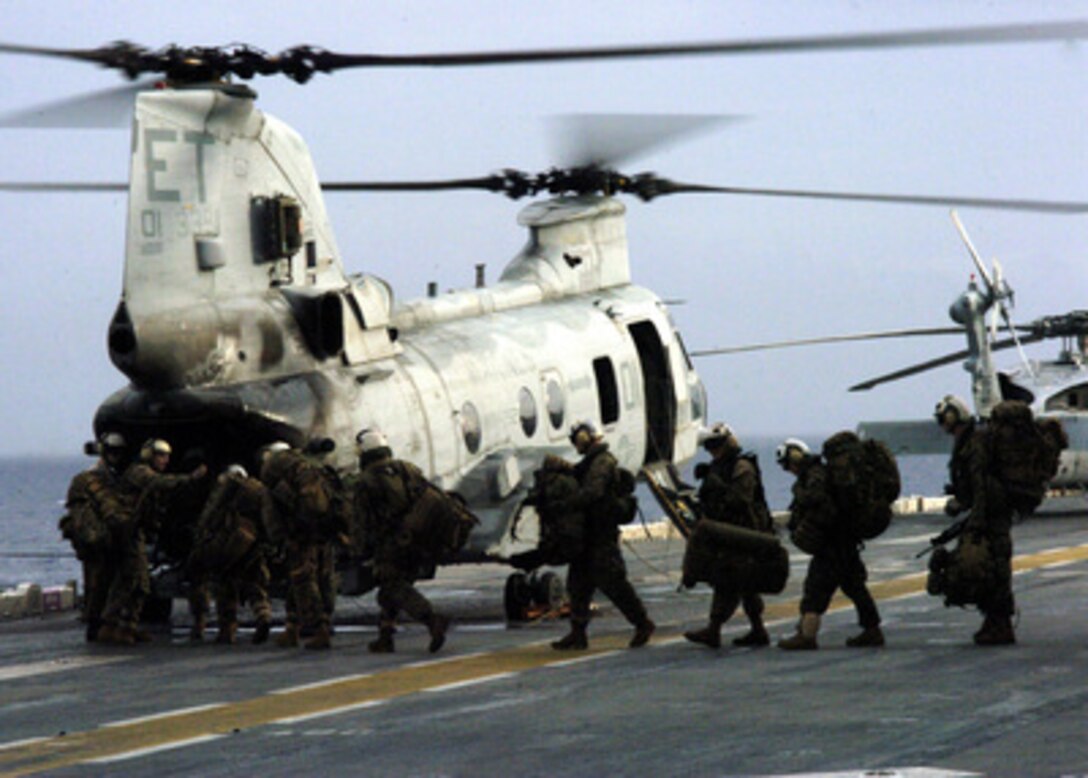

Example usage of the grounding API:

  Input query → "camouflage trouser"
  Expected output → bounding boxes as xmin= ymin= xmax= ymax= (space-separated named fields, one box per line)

xmin=375 ymin=562 xmax=434 ymax=626
xmin=82 ymin=552 xmax=114 ymax=628
xmin=188 ymin=578 xmax=210 ymax=629
xmin=283 ymin=538 xmax=327 ymax=631
xmin=709 ymin=588 xmax=764 ymax=627
xmin=215 ymin=556 xmax=272 ymax=626
xmin=317 ymin=542 xmax=338 ymax=624
xmin=566 ymin=541 xmax=649 ymax=628
xmin=978 ymin=532 xmax=1014 ymax=620
xmin=101 ymin=532 xmax=151 ymax=632
xmin=800 ymin=543 xmax=880 ymax=628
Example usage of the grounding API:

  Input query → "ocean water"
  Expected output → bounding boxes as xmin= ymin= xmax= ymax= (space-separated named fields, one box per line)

xmin=0 ymin=438 xmax=949 ymax=590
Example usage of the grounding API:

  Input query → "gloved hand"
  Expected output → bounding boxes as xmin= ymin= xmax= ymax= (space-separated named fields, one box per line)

xmin=694 ymin=463 xmax=709 ymax=480
xmin=944 ymin=497 xmax=961 ymax=517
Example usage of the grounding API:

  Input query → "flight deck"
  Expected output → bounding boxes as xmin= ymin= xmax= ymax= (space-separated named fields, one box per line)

xmin=2 ymin=504 xmax=1087 ymax=777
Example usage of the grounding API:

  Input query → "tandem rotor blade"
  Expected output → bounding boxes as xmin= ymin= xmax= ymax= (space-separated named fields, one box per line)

xmin=651 ymin=180 xmax=1088 ymax=214
xmin=690 ymin=326 xmax=963 ymax=358
xmin=2 ymin=20 xmax=1088 ymax=83
xmin=849 ymin=331 xmax=1047 ymax=391
xmin=547 ymin=114 xmax=743 ymax=169
xmin=0 ymin=81 xmax=148 ymax=128
xmin=322 ymin=171 xmax=1088 ymax=214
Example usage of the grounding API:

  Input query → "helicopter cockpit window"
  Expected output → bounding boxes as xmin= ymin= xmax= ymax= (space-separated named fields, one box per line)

xmin=461 ymin=401 xmax=482 ymax=454
xmin=518 ymin=387 xmax=538 ymax=438
xmin=545 ymin=377 xmax=565 ymax=430
xmin=251 ymin=195 xmax=303 ymax=263
xmin=593 ymin=357 xmax=620 ymax=425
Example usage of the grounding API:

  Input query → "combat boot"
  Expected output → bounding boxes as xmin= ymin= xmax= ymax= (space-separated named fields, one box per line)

xmin=846 ymin=626 xmax=885 ymax=648
xmin=304 ymin=624 xmax=332 ymax=650
xmin=85 ymin=618 xmax=102 ymax=643
xmin=551 ymin=622 xmax=589 ymax=651
xmin=215 ymin=622 xmax=237 ymax=645
xmin=368 ymin=623 xmax=396 ymax=653
xmin=428 ymin=614 xmax=451 ymax=654
xmin=684 ymin=623 xmax=722 ymax=649
xmin=778 ymin=613 xmax=820 ymax=651
xmin=974 ymin=617 xmax=1015 ymax=646
xmin=276 ymin=624 xmax=300 ymax=648
xmin=252 ymin=619 xmax=271 ymax=645
xmin=733 ymin=626 xmax=771 ymax=647
xmin=777 ymin=631 xmax=817 ymax=651
xmin=96 ymin=624 xmax=133 ymax=646
xmin=629 ymin=618 xmax=655 ymax=648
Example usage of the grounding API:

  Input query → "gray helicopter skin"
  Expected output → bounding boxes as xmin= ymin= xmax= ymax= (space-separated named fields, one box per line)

xmin=92 ymin=83 xmax=706 ymax=567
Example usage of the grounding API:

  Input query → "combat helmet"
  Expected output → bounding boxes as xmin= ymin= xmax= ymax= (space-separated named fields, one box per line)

xmin=775 ymin=438 xmax=811 ymax=469
xmin=139 ymin=438 xmax=172 ymax=462
xmin=934 ymin=394 xmax=972 ymax=428
xmin=355 ymin=427 xmax=390 ymax=454
xmin=569 ymin=419 xmax=600 ymax=444
xmin=698 ymin=422 xmax=737 ymax=451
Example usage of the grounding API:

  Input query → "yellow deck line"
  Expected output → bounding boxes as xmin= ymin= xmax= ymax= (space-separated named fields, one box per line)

xmin=3 ymin=542 xmax=1087 ymax=776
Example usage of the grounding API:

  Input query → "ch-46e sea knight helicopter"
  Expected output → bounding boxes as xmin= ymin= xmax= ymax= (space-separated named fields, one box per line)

xmin=4 ymin=25 xmax=1088 ymax=607
xmin=696 ymin=210 xmax=1088 ymax=492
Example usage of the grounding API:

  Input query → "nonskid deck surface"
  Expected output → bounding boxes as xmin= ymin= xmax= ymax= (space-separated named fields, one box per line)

xmin=2 ymin=505 xmax=1088 ymax=777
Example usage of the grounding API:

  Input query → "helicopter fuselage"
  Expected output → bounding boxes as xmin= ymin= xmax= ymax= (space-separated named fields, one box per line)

xmin=92 ymin=84 xmax=706 ymax=566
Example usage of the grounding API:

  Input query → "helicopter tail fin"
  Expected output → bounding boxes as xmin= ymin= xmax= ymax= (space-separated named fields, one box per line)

xmin=109 ymin=86 xmax=365 ymax=388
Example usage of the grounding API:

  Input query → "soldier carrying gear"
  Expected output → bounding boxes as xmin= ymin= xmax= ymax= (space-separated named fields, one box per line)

xmin=776 ymin=437 xmax=884 ymax=651
xmin=683 ymin=423 xmax=773 ymax=650
xmin=260 ymin=442 xmax=337 ymax=650
xmin=59 ymin=433 xmax=130 ymax=642
xmin=550 ymin=420 xmax=655 ymax=651
xmin=352 ymin=427 xmax=451 ymax=654
xmin=934 ymin=394 xmax=1017 ymax=646
xmin=189 ymin=465 xmax=274 ymax=645
xmin=97 ymin=438 xmax=208 ymax=646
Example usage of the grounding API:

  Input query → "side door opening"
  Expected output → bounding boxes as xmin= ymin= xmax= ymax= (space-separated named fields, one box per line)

xmin=627 ymin=320 xmax=675 ymax=464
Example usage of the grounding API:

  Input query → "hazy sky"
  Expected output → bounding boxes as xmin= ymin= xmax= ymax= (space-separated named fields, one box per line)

xmin=2 ymin=1 xmax=1087 ymax=457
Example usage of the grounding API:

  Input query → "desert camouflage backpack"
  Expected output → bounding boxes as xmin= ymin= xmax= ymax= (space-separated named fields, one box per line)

xmin=987 ymin=400 xmax=1066 ymax=514
xmin=822 ymin=431 xmax=901 ymax=541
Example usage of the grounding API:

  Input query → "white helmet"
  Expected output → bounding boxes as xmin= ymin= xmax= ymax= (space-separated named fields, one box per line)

xmin=775 ymin=438 xmax=811 ymax=467
xmin=99 ymin=431 xmax=126 ymax=451
xmin=355 ymin=427 xmax=389 ymax=454
xmin=140 ymin=438 xmax=172 ymax=462
xmin=260 ymin=441 xmax=291 ymax=462
xmin=225 ymin=464 xmax=248 ymax=479
xmin=698 ymin=422 xmax=735 ymax=446
xmin=569 ymin=419 xmax=600 ymax=443
xmin=935 ymin=395 xmax=972 ymax=426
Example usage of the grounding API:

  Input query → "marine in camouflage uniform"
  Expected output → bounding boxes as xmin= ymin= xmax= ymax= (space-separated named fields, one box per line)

xmin=190 ymin=465 xmax=273 ymax=645
xmin=352 ymin=428 xmax=449 ymax=654
xmin=551 ymin=421 xmax=655 ymax=651
xmin=59 ymin=433 xmax=130 ymax=642
xmin=937 ymin=395 xmax=1016 ymax=646
xmin=99 ymin=438 xmax=207 ymax=645
xmin=100 ymin=439 xmax=207 ymax=645
xmin=684 ymin=424 xmax=771 ymax=650
xmin=260 ymin=443 xmax=336 ymax=650
xmin=776 ymin=439 xmax=883 ymax=651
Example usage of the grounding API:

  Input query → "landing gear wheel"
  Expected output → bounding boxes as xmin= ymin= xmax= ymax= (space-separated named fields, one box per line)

xmin=504 ymin=572 xmax=533 ymax=622
xmin=532 ymin=571 xmax=566 ymax=610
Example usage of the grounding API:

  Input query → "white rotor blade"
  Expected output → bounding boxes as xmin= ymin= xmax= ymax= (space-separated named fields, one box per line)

xmin=950 ymin=209 xmax=993 ymax=292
